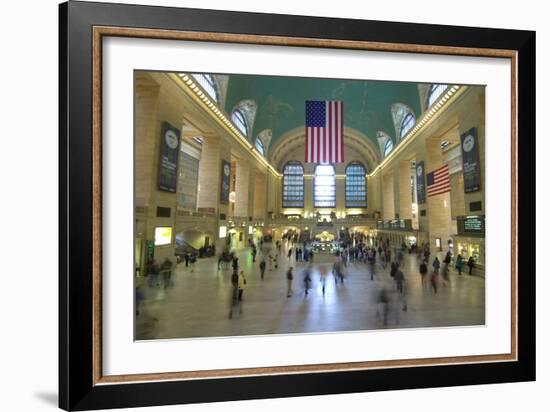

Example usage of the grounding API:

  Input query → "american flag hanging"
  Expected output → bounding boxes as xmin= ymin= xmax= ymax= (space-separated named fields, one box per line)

xmin=426 ymin=164 xmax=451 ymax=197
xmin=305 ymin=100 xmax=344 ymax=163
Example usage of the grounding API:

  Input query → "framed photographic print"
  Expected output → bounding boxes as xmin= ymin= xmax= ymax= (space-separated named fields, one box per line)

xmin=59 ymin=1 xmax=536 ymax=410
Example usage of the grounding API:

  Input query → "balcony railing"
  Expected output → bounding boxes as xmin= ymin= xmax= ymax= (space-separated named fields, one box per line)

xmin=267 ymin=215 xmax=376 ymax=226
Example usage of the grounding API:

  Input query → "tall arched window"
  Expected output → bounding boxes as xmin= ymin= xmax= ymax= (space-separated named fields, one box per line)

xmin=254 ymin=137 xmax=265 ymax=156
xmin=400 ymin=112 xmax=416 ymax=139
xmin=314 ymin=165 xmax=336 ymax=208
xmin=426 ymin=84 xmax=448 ymax=109
xmin=282 ymin=161 xmax=304 ymax=208
xmin=231 ymin=109 xmax=248 ymax=136
xmin=345 ymin=163 xmax=367 ymax=207
xmin=191 ymin=74 xmax=220 ymax=104
xmin=384 ymin=139 xmax=394 ymax=157
xmin=391 ymin=103 xmax=416 ymax=142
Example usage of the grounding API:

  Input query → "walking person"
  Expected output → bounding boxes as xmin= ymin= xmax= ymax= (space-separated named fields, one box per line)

xmin=442 ymin=251 xmax=451 ymax=287
xmin=184 ymin=253 xmax=190 ymax=267
xmin=419 ymin=260 xmax=428 ymax=289
xmin=319 ymin=265 xmax=328 ymax=295
xmin=147 ymin=259 xmax=160 ymax=287
xmin=423 ymin=247 xmax=431 ymax=263
xmin=430 ymin=270 xmax=439 ymax=294
xmin=259 ymin=257 xmax=266 ymax=280
xmin=377 ymin=285 xmax=390 ymax=326
xmin=160 ymin=257 xmax=173 ymax=288
xmin=237 ymin=270 xmax=247 ymax=301
xmin=251 ymin=245 xmax=257 ymax=263
xmin=288 ymin=247 xmax=293 ymax=262
xmin=394 ymin=269 xmax=407 ymax=311
xmin=396 ymin=250 xmax=404 ymax=266
xmin=268 ymin=253 xmax=273 ymax=271
xmin=189 ymin=253 xmax=197 ymax=273
xmin=286 ymin=267 xmax=294 ymax=297
xmin=390 ymin=260 xmax=398 ymax=278
xmin=467 ymin=256 xmax=475 ymax=275
xmin=333 ymin=261 xmax=344 ymax=284
xmin=432 ymin=256 xmax=441 ymax=276
xmin=455 ymin=253 xmax=464 ymax=276
xmin=394 ymin=269 xmax=405 ymax=294
xmin=303 ymin=265 xmax=312 ymax=296
xmin=135 ymin=283 xmax=145 ymax=316
xmin=228 ymin=269 xmax=239 ymax=318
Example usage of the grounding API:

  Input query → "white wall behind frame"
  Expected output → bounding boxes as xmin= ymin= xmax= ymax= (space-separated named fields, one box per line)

xmin=0 ymin=1 xmax=546 ymax=412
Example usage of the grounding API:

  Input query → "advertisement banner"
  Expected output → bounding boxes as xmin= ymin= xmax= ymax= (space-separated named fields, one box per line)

xmin=158 ymin=121 xmax=181 ymax=192
xmin=415 ymin=160 xmax=426 ymax=204
xmin=460 ymin=127 xmax=482 ymax=193
xmin=220 ymin=159 xmax=231 ymax=204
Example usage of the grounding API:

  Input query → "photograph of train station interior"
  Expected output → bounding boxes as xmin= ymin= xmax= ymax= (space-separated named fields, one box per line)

xmin=134 ymin=71 xmax=485 ymax=340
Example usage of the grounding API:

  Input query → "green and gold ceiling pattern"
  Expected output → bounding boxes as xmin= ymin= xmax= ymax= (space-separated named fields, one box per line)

xmin=223 ymin=73 xmax=423 ymax=149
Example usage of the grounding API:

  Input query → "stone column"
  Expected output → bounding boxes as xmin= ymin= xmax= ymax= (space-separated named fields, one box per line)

xmin=135 ymin=73 xmax=184 ymax=263
xmin=450 ymin=172 xmax=466 ymax=218
xmin=457 ymin=90 xmax=485 ymax=216
xmin=367 ymin=173 xmax=382 ymax=218
xmin=424 ymin=137 xmax=453 ymax=256
xmin=253 ymin=171 xmax=267 ymax=219
xmin=135 ymin=76 xmax=160 ymax=206
xmin=197 ymin=136 xmax=228 ymax=215
xmin=234 ymin=158 xmax=252 ymax=219
xmin=398 ymin=160 xmax=413 ymax=220
xmin=382 ymin=172 xmax=395 ymax=219
xmin=266 ymin=173 xmax=281 ymax=218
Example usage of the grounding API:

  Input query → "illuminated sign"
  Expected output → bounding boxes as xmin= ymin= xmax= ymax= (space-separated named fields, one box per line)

xmin=154 ymin=227 xmax=172 ymax=246
xmin=457 ymin=215 xmax=485 ymax=235
xmin=219 ymin=226 xmax=227 ymax=238
xmin=376 ymin=219 xmax=412 ymax=231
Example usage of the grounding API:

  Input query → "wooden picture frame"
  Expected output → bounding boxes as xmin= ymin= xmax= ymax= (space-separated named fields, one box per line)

xmin=59 ymin=1 xmax=535 ymax=410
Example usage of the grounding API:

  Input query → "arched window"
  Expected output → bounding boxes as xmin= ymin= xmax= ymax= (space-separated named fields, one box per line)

xmin=231 ymin=109 xmax=248 ymax=136
xmin=191 ymin=74 xmax=220 ymax=104
xmin=426 ymin=84 xmax=448 ymax=109
xmin=314 ymin=165 xmax=336 ymax=208
xmin=345 ymin=162 xmax=367 ymax=207
xmin=282 ymin=161 xmax=304 ymax=208
xmin=254 ymin=137 xmax=265 ymax=156
xmin=400 ymin=112 xmax=416 ymax=139
xmin=391 ymin=103 xmax=416 ymax=142
xmin=384 ymin=139 xmax=394 ymax=157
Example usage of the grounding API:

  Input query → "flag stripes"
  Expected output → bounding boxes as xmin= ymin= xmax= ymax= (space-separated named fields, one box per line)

xmin=305 ymin=100 xmax=344 ymax=163
xmin=426 ymin=164 xmax=450 ymax=197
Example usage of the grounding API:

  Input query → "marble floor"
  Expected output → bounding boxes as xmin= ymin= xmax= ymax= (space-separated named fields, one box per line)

xmin=136 ymin=244 xmax=485 ymax=340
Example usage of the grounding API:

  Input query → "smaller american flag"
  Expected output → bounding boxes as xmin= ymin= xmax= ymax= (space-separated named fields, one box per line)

xmin=426 ymin=164 xmax=450 ymax=197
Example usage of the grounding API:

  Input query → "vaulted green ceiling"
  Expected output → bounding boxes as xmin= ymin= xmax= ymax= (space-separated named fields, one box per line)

xmin=224 ymin=74 xmax=423 ymax=149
